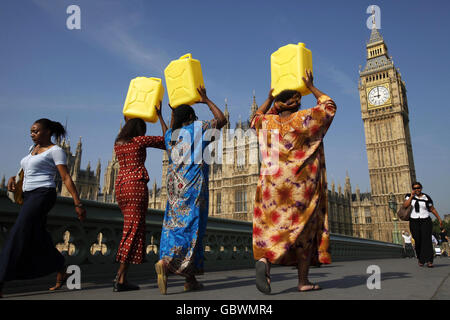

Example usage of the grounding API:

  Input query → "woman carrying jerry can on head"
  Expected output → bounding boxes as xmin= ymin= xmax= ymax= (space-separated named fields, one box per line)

xmin=403 ymin=182 xmax=443 ymax=268
xmin=112 ymin=104 xmax=167 ymax=292
xmin=154 ymin=86 xmax=227 ymax=295
xmin=0 ymin=119 xmax=86 ymax=298
xmin=251 ymin=70 xmax=337 ymax=294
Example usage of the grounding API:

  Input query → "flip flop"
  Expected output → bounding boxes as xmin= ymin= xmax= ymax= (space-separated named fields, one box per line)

xmin=184 ymin=281 xmax=204 ymax=292
xmin=49 ymin=272 xmax=70 ymax=291
xmin=299 ymin=283 xmax=321 ymax=292
xmin=255 ymin=261 xmax=271 ymax=294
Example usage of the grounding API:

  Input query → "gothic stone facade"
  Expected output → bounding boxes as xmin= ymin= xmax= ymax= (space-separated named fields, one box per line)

xmin=57 ymin=137 xmax=101 ymax=201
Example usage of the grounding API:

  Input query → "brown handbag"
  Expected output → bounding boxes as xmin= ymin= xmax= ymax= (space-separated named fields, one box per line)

xmin=397 ymin=205 xmax=412 ymax=221
xmin=7 ymin=168 xmax=24 ymax=205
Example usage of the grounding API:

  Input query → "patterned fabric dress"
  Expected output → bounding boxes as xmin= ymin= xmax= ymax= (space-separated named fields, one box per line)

xmin=159 ymin=120 xmax=216 ymax=276
xmin=114 ymin=136 xmax=165 ymax=264
xmin=251 ymin=95 xmax=336 ymax=266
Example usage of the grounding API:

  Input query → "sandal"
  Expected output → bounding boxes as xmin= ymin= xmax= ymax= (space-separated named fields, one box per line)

xmin=184 ymin=280 xmax=204 ymax=292
xmin=427 ymin=263 xmax=434 ymax=268
xmin=155 ymin=260 xmax=168 ymax=295
xmin=49 ymin=272 xmax=70 ymax=291
xmin=113 ymin=281 xmax=140 ymax=292
xmin=255 ymin=260 xmax=271 ymax=294
xmin=298 ymin=282 xmax=321 ymax=292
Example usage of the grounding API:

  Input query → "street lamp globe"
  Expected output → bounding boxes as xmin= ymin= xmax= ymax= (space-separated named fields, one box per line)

xmin=388 ymin=193 xmax=397 ymax=212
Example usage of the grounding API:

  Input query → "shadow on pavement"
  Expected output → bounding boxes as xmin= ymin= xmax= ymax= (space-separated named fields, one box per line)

xmin=274 ymin=271 xmax=412 ymax=294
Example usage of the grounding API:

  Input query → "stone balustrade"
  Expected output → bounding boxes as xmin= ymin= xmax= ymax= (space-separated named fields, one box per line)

xmin=0 ymin=190 xmax=402 ymax=273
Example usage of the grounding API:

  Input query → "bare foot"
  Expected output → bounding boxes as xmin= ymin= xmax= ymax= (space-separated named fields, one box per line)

xmin=49 ymin=272 xmax=69 ymax=291
xmin=298 ymin=282 xmax=321 ymax=292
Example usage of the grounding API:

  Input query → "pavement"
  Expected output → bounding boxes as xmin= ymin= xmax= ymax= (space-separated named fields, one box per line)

xmin=1 ymin=257 xmax=449 ymax=300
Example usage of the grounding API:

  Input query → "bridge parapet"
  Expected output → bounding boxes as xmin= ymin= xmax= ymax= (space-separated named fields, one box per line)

xmin=0 ymin=190 xmax=402 ymax=272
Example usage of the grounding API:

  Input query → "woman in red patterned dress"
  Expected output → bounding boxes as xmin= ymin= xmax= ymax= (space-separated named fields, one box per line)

xmin=113 ymin=105 xmax=167 ymax=292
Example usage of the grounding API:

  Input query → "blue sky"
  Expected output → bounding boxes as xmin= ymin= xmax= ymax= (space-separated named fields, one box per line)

xmin=1 ymin=0 xmax=449 ymax=216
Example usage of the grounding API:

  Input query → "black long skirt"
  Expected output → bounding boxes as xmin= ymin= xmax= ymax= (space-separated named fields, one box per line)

xmin=0 ymin=187 xmax=65 ymax=282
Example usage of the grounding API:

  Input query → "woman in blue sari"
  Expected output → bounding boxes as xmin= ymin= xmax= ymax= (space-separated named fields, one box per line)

xmin=155 ymin=86 xmax=227 ymax=294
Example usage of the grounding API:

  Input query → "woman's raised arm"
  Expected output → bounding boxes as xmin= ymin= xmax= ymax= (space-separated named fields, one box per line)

xmin=197 ymin=86 xmax=227 ymax=130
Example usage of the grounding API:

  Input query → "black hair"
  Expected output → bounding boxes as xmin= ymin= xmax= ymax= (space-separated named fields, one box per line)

xmin=172 ymin=104 xmax=197 ymax=131
xmin=273 ymin=90 xmax=301 ymax=103
xmin=115 ymin=118 xmax=146 ymax=143
xmin=412 ymin=182 xmax=423 ymax=189
xmin=34 ymin=118 xmax=66 ymax=142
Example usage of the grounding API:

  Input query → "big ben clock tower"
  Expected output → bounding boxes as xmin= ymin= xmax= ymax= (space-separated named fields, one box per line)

xmin=358 ymin=22 xmax=416 ymax=242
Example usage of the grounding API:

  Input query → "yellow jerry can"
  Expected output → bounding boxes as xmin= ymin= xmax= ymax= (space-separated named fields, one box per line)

xmin=271 ymin=42 xmax=313 ymax=97
xmin=164 ymin=53 xmax=204 ymax=108
xmin=123 ymin=77 xmax=164 ymax=123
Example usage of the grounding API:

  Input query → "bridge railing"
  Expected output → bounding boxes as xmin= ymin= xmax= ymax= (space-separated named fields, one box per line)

xmin=0 ymin=190 xmax=402 ymax=273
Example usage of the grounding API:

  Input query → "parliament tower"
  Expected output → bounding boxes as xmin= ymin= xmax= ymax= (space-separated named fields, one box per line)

xmin=358 ymin=22 xmax=416 ymax=241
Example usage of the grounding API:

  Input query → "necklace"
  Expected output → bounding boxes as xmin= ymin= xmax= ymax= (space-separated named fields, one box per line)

xmin=32 ymin=144 xmax=52 ymax=155
xmin=272 ymin=112 xmax=297 ymax=125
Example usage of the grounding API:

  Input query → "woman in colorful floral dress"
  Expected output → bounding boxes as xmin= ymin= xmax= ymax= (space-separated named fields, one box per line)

xmin=155 ymin=86 xmax=227 ymax=294
xmin=251 ymin=70 xmax=336 ymax=293
xmin=113 ymin=106 xmax=167 ymax=292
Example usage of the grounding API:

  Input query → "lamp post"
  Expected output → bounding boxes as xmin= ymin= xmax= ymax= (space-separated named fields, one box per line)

xmin=389 ymin=193 xmax=400 ymax=244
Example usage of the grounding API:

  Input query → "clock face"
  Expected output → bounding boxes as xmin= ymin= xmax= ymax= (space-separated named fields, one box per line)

xmin=368 ymin=86 xmax=390 ymax=106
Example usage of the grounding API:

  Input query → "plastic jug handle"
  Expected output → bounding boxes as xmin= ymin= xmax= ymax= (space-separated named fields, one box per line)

xmin=298 ymin=42 xmax=305 ymax=47
xmin=179 ymin=53 xmax=192 ymax=60
xmin=149 ymin=77 xmax=162 ymax=82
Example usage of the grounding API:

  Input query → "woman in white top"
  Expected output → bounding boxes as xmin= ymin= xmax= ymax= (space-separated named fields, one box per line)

xmin=403 ymin=182 xmax=443 ymax=268
xmin=0 ymin=119 xmax=86 ymax=298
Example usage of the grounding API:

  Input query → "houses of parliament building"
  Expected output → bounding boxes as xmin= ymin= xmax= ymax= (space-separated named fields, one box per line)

xmin=0 ymin=25 xmax=416 ymax=244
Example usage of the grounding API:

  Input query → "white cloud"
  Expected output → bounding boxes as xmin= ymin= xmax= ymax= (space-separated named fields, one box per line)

xmin=32 ymin=0 xmax=169 ymax=74
xmin=93 ymin=23 xmax=168 ymax=75
xmin=315 ymin=57 xmax=359 ymax=98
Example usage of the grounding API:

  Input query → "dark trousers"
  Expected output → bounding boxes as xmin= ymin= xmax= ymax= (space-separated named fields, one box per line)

xmin=0 ymin=188 xmax=64 ymax=283
xmin=409 ymin=217 xmax=433 ymax=264
xmin=404 ymin=243 xmax=415 ymax=258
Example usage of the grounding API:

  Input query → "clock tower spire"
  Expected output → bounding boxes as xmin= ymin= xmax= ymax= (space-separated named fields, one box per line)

xmin=358 ymin=26 xmax=416 ymax=243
